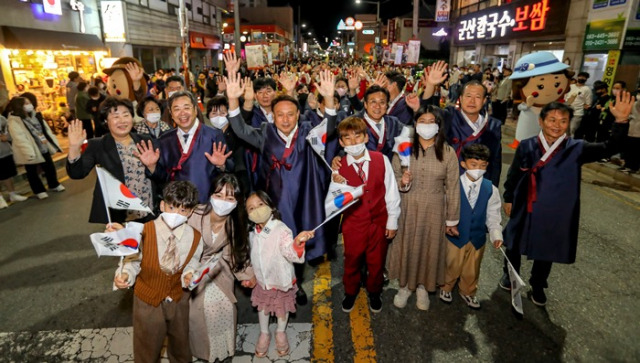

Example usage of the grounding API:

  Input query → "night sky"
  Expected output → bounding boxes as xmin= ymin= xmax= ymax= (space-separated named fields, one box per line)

xmin=267 ymin=0 xmax=416 ymax=47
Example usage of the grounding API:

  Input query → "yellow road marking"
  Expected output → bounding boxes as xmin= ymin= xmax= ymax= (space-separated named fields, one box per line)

xmin=594 ymin=186 xmax=640 ymax=211
xmin=350 ymin=290 xmax=377 ymax=363
xmin=312 ymin=260 xmax=334 ymax=362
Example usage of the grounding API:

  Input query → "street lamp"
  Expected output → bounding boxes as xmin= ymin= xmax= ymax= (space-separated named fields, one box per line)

xmin=302 ymin=23 xmax=307 ymax=28
xmin=355 ymin=0 xmax=379 ymax=24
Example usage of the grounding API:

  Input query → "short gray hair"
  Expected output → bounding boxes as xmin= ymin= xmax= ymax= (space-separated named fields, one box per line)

xmin=168 ymin=91 xmax=197 ymax=110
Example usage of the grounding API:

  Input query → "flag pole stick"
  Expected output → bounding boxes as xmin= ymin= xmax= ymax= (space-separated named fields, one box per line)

xmin=312 ymin=199 xmax=360 ymax=232
xmin=119 ymin=256 xmax=125 ymax=277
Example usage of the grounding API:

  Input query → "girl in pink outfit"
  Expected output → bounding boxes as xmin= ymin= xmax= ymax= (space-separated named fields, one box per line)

xmin=246 ymin=191 xmax=314 ymax=358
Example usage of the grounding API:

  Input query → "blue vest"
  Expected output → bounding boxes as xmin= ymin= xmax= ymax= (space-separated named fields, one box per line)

xmin=447 ymin=178 xmax=492 ymax=250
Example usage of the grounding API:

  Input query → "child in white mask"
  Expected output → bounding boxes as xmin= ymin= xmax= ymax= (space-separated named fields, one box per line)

xmin=245 ymin=190 xmax=313 ymax=358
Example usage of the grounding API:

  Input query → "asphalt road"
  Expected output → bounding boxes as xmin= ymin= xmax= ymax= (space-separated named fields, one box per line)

xmin=1 ymin=153 xmax=639 ymax=362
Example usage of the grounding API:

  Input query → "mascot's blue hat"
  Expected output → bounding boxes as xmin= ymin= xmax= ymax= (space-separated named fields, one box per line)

xmin=509 ymin=51 xmax=569 ymax=80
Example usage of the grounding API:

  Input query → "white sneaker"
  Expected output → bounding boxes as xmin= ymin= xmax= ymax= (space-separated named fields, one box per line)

xmin=51 ymin=184 xmax=66 ymax=192
xmin=393 ymin=287 xmax=412 ymax=309
xmin=9 ymin=192 xmax=28 ymax=202
xmin=0 ymin=195 xmax=8 ymax=209
xmin=459 ymin=293 xmax=481 ymax=310
xmin=416 ymin=286 xmax=430 ymax=311
xmin=37 ymin=192 xmax=49 ymax=200
xmin=439 ymin=289 xmax=453 ymax=303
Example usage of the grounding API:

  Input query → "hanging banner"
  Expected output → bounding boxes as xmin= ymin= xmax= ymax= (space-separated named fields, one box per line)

xmin=406 ymin=39 xmax=421 ymax=65
xmin=43 ymin=0 xmax=63 ymax=15
xmin=101 ymin=1 xmax=127 ymax=42
xmin=388 ymin=19 xmax=397 ymax=43
xmin=602 ymin=50 xmax=621 ymax=88
xmin=245 ymin=44 xmax=265 ymax=69
xmin=436 ymin=0 xmax=450 ymax=22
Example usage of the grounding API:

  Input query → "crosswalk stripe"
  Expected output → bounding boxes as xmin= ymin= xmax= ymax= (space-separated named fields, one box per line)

xmin=350 ymin=291 xmax=377 ymax=362
xmin=311 ymin=260 xmax=334 ymax=362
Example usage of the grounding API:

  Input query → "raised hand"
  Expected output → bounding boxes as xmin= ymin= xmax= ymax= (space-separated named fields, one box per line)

xmin=405 ymin=93 xmax=421 ymax=112
xmin=125 ymin=62 xmax=144 ymax=83
xmin=424 ymin=60 xmax=449 ymax=86
xmin=610 ymin=91 xmax=636 ymax=122
xmin=68 ymin=119 xmax=86 ymax=150
xmin=243 ymin=77 xmax=255 ymax=101
xmin=279 ymin=72 xmax=297 ymax=93
xmin=217 ymin=75 xmax=228 ymax=93
xmin=372 ymin=73 xmax=388 ymax=88
xmin=348 ymin=73 xmax=361 ymax=94
xmin=224 ymin=72 xmax=245 ymax=100
xmin=134 ymin=140 xmax=160 ymax=171
xmin=223 ymin=51 xmax=240 ymax=75
xmin=204 ymin=141 xmax=232 ymax=167
xmin=317 ymin=70 xmax=336 ymax=108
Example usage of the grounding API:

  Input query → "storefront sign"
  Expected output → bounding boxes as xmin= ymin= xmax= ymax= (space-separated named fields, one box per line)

xmin=623 ymin=28 xmax=640 ymax=48
xmin=388 ymin=19 xmax=396 ymax=43
xmin=101 ymin=1 xmax=126 ymax=42
xmin=594 ymin=0 xmax=627 ymax=9
xmin=43 ymin=0 xmax=62 ymax=15
xmin=454 ymin=0 xmax=570 ymax=45
xmin=436 ymin=0 xmax=450 ymax=22
xmin=583 ymin=17 xmax=626 ymax=50
xmin=403 ymin=19 xmax=435 ymax=28
xmin=602 ymin=50 xmax=620 ymax=88
xmin=362 ymin=29 xmax=375 ymax=35
xmin=189 ymin=31 xmax=220 ymax=50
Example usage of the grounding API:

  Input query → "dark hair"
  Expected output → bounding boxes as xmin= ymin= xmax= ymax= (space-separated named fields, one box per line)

xmin=5 ymin=97 xmax=28 ymax=119
xmin=577 ymin=72 xmax=590 ymax=79
xmin=247 ymin=191 xmax=281 ymax=229
xmin=168 ymin=91 xmax=197 ymax=110
xmin=197 ymin=174 xmax=249 ymax=272
xmin=68 ymin=71 xmax=80 ymax=80
xmin=461 ymin=143 xmax=490 ymax=162
xmin=21 ymin=92 xmax=38 ymax=109
xmin=460 ymin=80 xmax=487 ymax=98
xmin=317 ymin=91 xmax=340 ymax=105
xmin=136 ymin=96 xmax=163 ymax=118
xmin=77 ymin=81 xmax=88 ymax=92
xmin=334 ymin=77 xmax=348 ymax=86
xmin=413 ymin=106 xmax=447 ymax=162
xmin=363 ymin=84 xmax=390 ymax=103
xmin=253 ymin=78 xmax=277 ymax=92
xmin=206 ymin=96 xmax=229 ymax=116
xmin=272 ymin=94 xmax=300 ymax=112
xmin=296 ymin=83 xmax=308 ymax=92
xmin=613 ymin=80 xmax=627 ymax=89
xmin=163 ymin=181 xmax=199 ymax=209
xmin=385 ymin=71 xmax=406 ymax=92
xmin=99 ymin=96 xmax=135 ymax=122
xmin=593 ymin=80 xmax=608 ymax=91
xmin=88 ymin=86 xmax=100 ymax=97
xmin=337 ymin=116 xmax=367 ymax=137
xmin=166 ymin=75 xmax=185 ymax=87
xmin=540 ymin=101 xmax=574 ymax=121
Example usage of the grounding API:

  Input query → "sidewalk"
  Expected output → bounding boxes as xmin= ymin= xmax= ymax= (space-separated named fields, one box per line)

xmin=502 ymin=117 xmax=640 ymax=191
xmin=11 ymin=134 xmax=69 ymax=193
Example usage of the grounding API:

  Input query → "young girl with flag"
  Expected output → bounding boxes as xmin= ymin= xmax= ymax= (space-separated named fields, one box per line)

xmin=245 ymin=191 xmax=314 ymax=358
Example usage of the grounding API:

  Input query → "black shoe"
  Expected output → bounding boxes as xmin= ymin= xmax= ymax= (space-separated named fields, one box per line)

xmin=499 ymin=272 xmax=511 ymax=291
xmin=342 ymin=294 xmax=357 ymax=313
xmin=530 ymin=288 xmax=547 ymax=307
xmin=296 ymin=287 xmax=308 ymax=306
xmin=368 ymin=293 xmax=382 ymax=313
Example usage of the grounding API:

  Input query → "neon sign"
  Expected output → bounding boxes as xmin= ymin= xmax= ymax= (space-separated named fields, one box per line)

xmin=455 ymin=0 xmax=569 ymax=45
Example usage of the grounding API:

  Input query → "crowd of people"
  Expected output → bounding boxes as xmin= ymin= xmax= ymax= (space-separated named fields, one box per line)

xmin=0 ymin=51 xmax=637 ymax=362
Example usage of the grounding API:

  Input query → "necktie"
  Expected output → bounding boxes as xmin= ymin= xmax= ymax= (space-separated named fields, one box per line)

xmin=183 ymin=133 xmax=189 ymax=144
xmin=468 ymin=183 xmax=477 ymax=208
xmin=376 ymin=123 xmax=382 ymax=132
xmin=160 ymin=234 xmax=180 ymax=274
xmin=356 ymin=162 xmax=367 ymax=183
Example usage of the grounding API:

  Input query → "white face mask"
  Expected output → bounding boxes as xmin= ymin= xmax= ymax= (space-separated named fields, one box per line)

xmin=466 ymin=169 xmax=486 ymax=181
xmin=612 ymin=89 xmax=620 ymax=97
xmin=23 ymin=104 xmax=34 ymax=114
xmin=167 ymin=90 xmax=177 ymax=98
xmin=210 ymin=197 xmax=237 ymax=216
xmin=344 ymin=142 xmax=367 ymax=157
xmin=416 ymin=123 xmax=439 ymax=140
xmin=336 ymin=88 xmax=347 ymax=97
xmin=161 ymin=212 xmax=188 ymax=229
xmin=249 ymin=205 xmax=272 ymax=224
xmin=146 ymin=113 xmax=161 ymax=124
xmin=210 ymin=116 xmax=229 ymax=129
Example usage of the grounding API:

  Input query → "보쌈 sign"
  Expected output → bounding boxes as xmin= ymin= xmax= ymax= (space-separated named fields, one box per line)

xmin=454 ymin=0 xmax=570 ymax=45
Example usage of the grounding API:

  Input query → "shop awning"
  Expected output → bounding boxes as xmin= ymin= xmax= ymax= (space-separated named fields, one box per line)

xmin=1 ymin=26 xmax=106 ymax=51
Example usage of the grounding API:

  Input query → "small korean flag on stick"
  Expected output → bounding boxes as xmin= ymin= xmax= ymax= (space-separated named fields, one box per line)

xmin=90 ymin=222 xmax=144 ymax=257
xmin=188 ymin=255 xmax=221 ymax=291
xmin=313 ymin=182 xmax=365 ymax=232
xmin=96 ymin=167 xmax=153 ymax=215
xmin=393 ymin=136 xmax=412 ymax=167
xmin=306 ymin=119 xmax=332 ymax=170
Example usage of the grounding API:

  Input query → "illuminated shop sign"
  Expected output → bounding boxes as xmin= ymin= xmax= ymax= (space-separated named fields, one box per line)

xmin=454 ymin=0 xmax=570 ymax=45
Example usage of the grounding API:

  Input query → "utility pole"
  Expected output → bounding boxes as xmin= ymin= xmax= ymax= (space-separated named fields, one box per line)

xmin=178 ymin=0 xmax=190 ymax=86
xmin=412 ymin=0 xmax=419 ymax=38
xmin=234 ymin=0 xmax=241 ymax=58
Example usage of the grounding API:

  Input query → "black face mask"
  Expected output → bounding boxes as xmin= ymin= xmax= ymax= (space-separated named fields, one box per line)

xmin=577 ymin=79 xmax=586 ymax=84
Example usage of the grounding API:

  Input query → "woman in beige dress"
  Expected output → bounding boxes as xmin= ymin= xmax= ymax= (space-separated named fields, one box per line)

xmin=188 ymin=174 xmax=255 ymax=362
xmin=387 ymin=105 xmax=461 ymax=311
